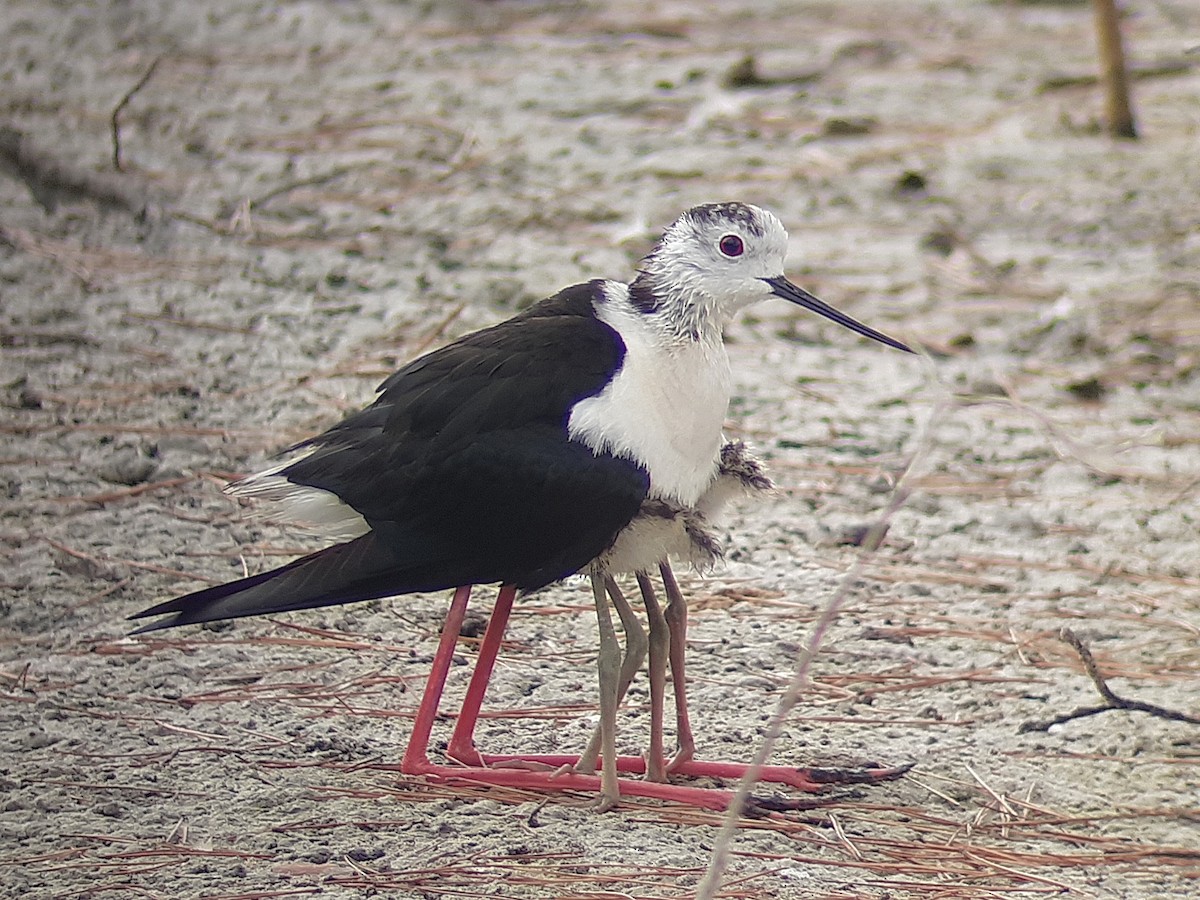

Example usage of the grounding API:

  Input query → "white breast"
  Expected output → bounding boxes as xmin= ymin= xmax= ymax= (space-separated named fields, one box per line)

xmin=567 ymin=285 xmax=730 ymax=506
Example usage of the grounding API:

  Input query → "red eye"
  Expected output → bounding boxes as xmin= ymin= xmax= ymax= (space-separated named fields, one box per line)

xmin=718 ymin=234 xmax=744 ymax=257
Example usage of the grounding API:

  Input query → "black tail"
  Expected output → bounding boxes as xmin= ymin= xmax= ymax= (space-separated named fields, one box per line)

xmin=129 ymin=535 xmax=446 ymax=633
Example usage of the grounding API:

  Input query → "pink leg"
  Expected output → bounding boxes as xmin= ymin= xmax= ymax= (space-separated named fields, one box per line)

xmin=467 ymin=753 xmax=910 ymax=792
xmin=401 ymin=585 xmax=473 ymax=774
xmin=400 ymin=765 xmax=833 ymax=812
xmin=446 ymin=584 xmax=517 ymax=766
xmin=667 ymin=758 xmax=912 ymax=791
xmin=455 ymin=576 xmax=655 ymax=779
xmin=396 ymin=582 xmax=910 ymax=807
xmin=391 ymin=758 xmax=821 ymax=812
xmin=655 ymin=561 xmax=912 ymax=789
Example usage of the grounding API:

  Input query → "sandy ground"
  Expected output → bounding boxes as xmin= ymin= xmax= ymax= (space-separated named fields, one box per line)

xmin=3 ymin=1 xmax=1199 ymax=898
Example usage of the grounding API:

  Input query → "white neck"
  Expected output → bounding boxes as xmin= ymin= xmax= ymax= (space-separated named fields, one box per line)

xmin=567 ymin=282 xmax=730 ymax=506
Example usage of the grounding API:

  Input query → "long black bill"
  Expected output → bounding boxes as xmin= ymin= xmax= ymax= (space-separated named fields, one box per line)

xmin=763 ymin=276 xmax=913 ymax=353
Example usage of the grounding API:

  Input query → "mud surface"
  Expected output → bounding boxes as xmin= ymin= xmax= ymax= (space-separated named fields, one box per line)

xmin=2 ymin=2 xmax=1199 ymax=898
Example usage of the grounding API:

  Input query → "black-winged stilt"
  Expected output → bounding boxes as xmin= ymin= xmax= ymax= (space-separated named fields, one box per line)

xmin=131 ymin=202 xmax=913 ymax=810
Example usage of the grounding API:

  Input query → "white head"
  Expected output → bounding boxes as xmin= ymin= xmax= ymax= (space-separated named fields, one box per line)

xmin=630 ymin=202 xmax=911 ymax=352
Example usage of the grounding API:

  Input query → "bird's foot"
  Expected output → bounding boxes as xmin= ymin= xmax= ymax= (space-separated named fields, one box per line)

xmin=397 ymin=759 xmax=733 ymax=811
xmin=432 ymin=752 xmax=912 ymax=791
xmin=403 ymin=759 xmax=895 ymax=813
xmin=665 ymin=744 xmax=694 ymax=774
xmin=669 ymin=759 xmax=913 ymax=792
xmin=402 ymin=753 xmax=911 ymax=807
xmin=468 ymin=752 xmax=651 ymax=776
xmin=593 ymin=790 xmax=620 ymax=813
xmin=644 ymin=751 xmax=667 ymax=784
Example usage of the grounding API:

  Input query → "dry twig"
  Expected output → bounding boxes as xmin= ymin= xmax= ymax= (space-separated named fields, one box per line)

xmin=1019 ymin=628 xmax=1200 ymax=732
xmin=696 ymin=395 xmax=947 ymax=899
xmin=111 ymin=56 xmax=163 ymax=171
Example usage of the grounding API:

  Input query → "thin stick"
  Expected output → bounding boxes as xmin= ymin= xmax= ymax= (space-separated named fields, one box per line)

xmin=43 ymin=537 xmax=222 ymax=583
xmin=696 ymin=398 xmax=946 ymax=900
xmin=1090 ymin=0 xmax=1138 ymax=139
xmin=50 ymin=475 xmax=197 ymax=506
xmin=112 ymin=56 xmax=163 ymax=171
xmin=1019 ymin=628 xmax=1200 ymax=731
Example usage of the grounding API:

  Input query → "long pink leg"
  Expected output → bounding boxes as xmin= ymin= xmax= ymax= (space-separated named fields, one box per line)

xmin=401 ymin=585 xmax=473 ymax=774
xmin=451 ymin=578 xmax=658 ymax=778
xmin=440 ymin=579 xmax=650 ymax=775
xmin=396 ymin=584 xmax=909 ymax=805
xmin=446 ymin=584 xmax=517 ymax=766
xmin=658 ymin=562 xmax=911 ymax=791
xmin=475 ymin=566 xmax=680 ymax=779
xmin=403 ymin=763 xmax=825 ymax=812
xmin=466 ymin=566 xmax=907 ymax=794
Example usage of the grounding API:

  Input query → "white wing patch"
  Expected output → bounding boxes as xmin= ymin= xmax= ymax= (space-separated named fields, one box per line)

xmin=226 ymin=448 xmax=371 ymax=541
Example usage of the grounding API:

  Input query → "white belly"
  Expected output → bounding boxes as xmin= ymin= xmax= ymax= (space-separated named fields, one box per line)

xmin=568 ymin=299 xmax=730 ymax=506
xmin=597 ymin=507 xmax=718 ymax=575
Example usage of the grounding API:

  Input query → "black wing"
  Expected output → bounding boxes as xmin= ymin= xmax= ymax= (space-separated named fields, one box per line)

xmin=131 ymin=282 xmax=648 ymax=632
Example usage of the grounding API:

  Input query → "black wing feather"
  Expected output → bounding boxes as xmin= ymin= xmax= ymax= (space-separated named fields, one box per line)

xmin=131 ymin=535 xmax=404 ymax=632
xmin=132 ymin=282 xmax=649 ymax=631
